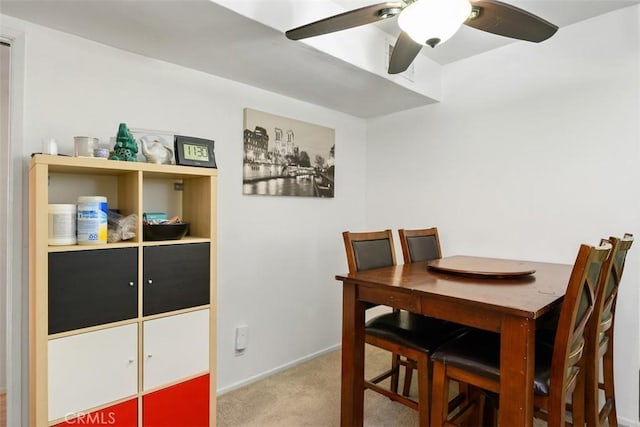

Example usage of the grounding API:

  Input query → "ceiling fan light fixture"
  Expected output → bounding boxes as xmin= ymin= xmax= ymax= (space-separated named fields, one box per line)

xmin=378 ymin=7 xmax=402 ymax=19
xmin=398 ymin=0 xmax=472 ymax=47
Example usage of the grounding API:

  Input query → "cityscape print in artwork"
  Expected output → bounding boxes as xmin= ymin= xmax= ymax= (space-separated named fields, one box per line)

xmin=243 ymin=108 xmax=335 ymax=198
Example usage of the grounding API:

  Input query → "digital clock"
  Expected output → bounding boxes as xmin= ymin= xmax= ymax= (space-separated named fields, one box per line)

xmin=174 ymin=135 xmax=217 ymax=168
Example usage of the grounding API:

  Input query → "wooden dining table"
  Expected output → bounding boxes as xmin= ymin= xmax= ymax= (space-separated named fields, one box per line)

xmin=335 ymin=255 xmax=574 ymax=426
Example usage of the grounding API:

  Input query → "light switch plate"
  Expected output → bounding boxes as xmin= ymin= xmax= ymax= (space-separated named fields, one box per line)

xmin=235 ymin=325 xmax=249 ymax=352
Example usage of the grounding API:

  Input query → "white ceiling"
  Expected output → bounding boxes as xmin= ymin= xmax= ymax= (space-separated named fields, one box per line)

xmin=1 ymin=0 xmax=637 ymax=118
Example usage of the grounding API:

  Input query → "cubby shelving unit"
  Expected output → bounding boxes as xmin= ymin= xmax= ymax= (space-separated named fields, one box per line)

xmin=29 ymin=154 xmax=217 ymax=426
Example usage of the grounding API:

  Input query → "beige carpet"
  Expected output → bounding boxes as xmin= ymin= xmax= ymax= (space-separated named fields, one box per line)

xmin=217 ymin=346 xmax=550 ymax=427
xmin=218 ymin=346 xmax=450 ymax=427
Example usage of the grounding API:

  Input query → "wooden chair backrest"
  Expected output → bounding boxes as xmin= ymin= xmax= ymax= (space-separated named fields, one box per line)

xmin=587 ymin=234 xmax=634 ymax=355
xmin=342 ymin=230 xmax=397 ymax=274
xmin=398 ymin=227 xmax=442 ymax=264
xmin=598 ymin=234 xmax=633 ymax=332
xmin=548 ymin=242 xmax=611 ymax=424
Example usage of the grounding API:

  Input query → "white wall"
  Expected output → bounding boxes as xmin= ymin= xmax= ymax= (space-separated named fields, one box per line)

xmin=0 ymin=13 xmax=367 ymax=402
xmin=367 ymin=6 xmax=640 ymax=425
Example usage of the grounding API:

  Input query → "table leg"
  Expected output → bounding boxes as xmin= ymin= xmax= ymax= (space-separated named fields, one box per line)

xmin=499 ymin=316 xmax=535 ymax=427
xmin=340 ymin=282 xmax=365 ymax=427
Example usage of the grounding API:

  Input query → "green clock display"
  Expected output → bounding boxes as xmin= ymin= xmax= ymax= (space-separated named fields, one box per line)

xmin=174 ymin=135 xmax=217 ymax=168
xmin=184 ymin=144 xmax=209 ymax=162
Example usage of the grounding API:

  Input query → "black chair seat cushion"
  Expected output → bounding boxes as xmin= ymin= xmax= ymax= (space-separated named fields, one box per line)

xmin=431 ymin=330 xmax=554 ymax=396
xmin=365 ymin=311 xmax=467 ymax=353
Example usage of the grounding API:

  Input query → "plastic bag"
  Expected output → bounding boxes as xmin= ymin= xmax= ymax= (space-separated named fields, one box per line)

xmin=107 ymin=211 xmax=138 ymax=243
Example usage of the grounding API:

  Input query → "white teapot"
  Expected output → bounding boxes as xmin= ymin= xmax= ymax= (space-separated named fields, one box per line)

xmin=140 ymin=135 xmax=174 ymax=164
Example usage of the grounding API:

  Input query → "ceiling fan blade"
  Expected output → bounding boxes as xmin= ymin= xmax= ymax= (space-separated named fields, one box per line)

xmin=465 ymin=0 xmax=558 ymax=42
xmin=388 ymin=31 xmax=422 ymax=74
xmin=286 ymin=2 xmax=403 ymax=40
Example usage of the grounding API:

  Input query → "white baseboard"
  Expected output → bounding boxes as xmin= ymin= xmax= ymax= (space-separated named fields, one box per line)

xmin=216 ymin=343 xmax=341 ymax=396
xmin=619 ymin=416 xmax=640 ymax=427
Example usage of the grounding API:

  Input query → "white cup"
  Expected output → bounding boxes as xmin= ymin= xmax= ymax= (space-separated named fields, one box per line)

xmin=74 ymin=136 xmax=98 ymax=157
xmin=42 ymin=138 xmax=58 ymax=155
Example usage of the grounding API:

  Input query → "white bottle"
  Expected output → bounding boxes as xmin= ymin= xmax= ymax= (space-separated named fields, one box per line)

xmin=76 ymin=196 xmax=108 ymax=244
xmin=48 ymin=204 xmax=76 ymax=245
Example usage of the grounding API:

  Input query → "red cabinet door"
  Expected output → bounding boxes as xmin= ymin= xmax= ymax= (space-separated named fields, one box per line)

xmin=54 ymin=398 xmax=137 ymax=426
xmin=143 ymin=374 xmax=209 ymax=427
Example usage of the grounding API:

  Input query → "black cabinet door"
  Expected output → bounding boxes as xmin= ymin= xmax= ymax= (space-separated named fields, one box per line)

xmin=49 ymin=248 xmax=138 ymax=334
xmin=143 ymin=243 xmax=210 ymax=316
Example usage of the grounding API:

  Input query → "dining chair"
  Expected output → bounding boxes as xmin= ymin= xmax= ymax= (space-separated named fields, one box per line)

xmin=398 ymin=227 xmax=443 ymax=264
xmin=539 ymin=234 xmax=634 ymax=427
xmin=429 ymin=241 xmax=612 ymax=427
xmin=584 ymin=233 xmax=633 ymax=427
xmin=397 ymin=227 xmax=448 ymax=398
xmin=342 ymin=230 xmax=466 ymax=426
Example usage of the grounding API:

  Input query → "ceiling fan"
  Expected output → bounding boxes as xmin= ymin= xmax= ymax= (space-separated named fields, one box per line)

xmin=285 ymin=0 xmax=558 ymax=74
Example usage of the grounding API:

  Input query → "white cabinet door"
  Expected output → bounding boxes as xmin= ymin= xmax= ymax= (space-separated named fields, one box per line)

xmin=48 ymin=323 xmax=138 ymax=422
xmin=143 ymin=309 xmax=209 ymax=391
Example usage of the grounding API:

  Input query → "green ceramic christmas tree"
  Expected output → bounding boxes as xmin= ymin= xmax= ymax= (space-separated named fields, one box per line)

xmin=109 ymin=123 xmax=138 ymax=161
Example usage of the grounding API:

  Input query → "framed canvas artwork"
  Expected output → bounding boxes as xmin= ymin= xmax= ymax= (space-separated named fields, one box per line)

xmin=243 ymin=108 xmax=335 ymax=198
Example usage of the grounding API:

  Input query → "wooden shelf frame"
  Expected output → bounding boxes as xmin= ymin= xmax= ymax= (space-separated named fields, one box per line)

xmin=29 ymin=154 xmax=218 ymax=426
